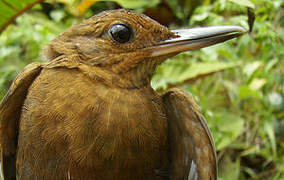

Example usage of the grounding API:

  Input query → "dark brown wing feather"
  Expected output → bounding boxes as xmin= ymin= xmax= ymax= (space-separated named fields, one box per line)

xmin=162 ymin=88 xmax=217 ymax=180
xmin=0 ymin=62 xmax=42 ymax=180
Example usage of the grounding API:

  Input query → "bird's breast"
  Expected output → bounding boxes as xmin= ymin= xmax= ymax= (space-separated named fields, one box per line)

xmin=18 ymin=68 xmax=169 ymax=177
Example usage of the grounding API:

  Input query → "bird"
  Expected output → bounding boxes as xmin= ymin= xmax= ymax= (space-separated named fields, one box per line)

xmin=0 ymin=9 xmax=245 ymax=180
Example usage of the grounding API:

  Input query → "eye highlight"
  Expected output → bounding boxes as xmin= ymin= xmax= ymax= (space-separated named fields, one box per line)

xmin=108 ymin=24 xmax=132 ymax=44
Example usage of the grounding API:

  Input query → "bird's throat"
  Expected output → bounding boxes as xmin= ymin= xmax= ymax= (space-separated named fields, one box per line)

xmin=122 ymin=59 xmax=162 ymax=88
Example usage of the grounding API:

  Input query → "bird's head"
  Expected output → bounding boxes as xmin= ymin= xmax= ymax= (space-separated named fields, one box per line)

xmin=44 ymin=9 xmax=246 ymax=87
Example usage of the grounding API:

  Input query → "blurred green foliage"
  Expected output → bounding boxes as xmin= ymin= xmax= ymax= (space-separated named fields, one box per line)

xmin=0 ymin=0 xmax=283 ymax=179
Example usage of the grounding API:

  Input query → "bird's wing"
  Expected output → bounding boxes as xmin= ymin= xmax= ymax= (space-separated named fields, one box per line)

xmin=162 ymin=88 xmax=217 ymax=180
xmin=0 ymin=62 xmax=43 ymax=179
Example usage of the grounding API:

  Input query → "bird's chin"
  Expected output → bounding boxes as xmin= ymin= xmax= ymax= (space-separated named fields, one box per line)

xmin=148 ymin=26 xmax=247 ymax=58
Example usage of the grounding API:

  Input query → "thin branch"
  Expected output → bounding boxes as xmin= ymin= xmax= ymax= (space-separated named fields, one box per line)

xmin=0 ymin=0 xmax=44 ymax=33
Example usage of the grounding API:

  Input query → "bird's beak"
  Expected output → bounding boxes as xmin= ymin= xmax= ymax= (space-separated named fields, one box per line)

xmin=150 ymin=26 xmax=247 ymax=57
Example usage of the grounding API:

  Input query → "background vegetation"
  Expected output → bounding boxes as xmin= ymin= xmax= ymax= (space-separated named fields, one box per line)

xmin=0 ymin=0 xmax=283 ymax=179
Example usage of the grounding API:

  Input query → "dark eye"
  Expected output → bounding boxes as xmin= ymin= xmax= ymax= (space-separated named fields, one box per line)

xmin=108 ymin=24 xmax=132 ymax=44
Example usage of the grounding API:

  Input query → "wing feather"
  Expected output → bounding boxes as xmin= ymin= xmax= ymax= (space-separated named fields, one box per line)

xmin=162 ymin=88 xmax=217 ymax=180
xmin=0 ymin=62 xmax=42 ymax=179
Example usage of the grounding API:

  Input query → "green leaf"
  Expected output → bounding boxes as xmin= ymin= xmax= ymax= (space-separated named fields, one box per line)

xmin=212 ymin=112 xmax=244 ymax=150
xmin=104 ymin=0 xmax=160 ymax=9
xmin=240 ymin=146 xmax=259 ymax=156
xmin=243 ymin=61 xmax=262 ymax=78
xmin=239 ymin=85 xmax=263 ymax=100
xmin=151 ymin=60 xmax=240 ymax=90
xmin=249 ymin=78 xmax=266 ymax=90
xmin=264 ymin=121 xmax=277 ymax=158
xmin=0 ymin=0 xmax=44 ymax=33
xmin=227 ymin=0 xmax=255 ymax=9
xmin=219 ymin=156 xmax=240 ymax=180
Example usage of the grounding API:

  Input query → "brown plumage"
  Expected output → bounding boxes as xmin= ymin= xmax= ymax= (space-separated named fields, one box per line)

xmin=0 ymin=9 xmax=245 ymax=180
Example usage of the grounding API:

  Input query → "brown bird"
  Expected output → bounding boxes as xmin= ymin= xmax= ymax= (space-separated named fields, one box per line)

xmin=0 ymin=9 xmax=245 ymax=180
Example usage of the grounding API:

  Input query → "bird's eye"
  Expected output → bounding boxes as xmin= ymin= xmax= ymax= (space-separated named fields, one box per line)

xmin=108 ymin=24 xmax=132 ymax=44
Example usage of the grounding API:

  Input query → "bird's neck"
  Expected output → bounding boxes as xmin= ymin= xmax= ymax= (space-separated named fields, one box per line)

xmin=109 ymin=54 xmax=175 ymax=88
xmin=121 ymin=60 xmax=158 ymax=88
xmin=47 ymin=55 xmax=160 ymax=89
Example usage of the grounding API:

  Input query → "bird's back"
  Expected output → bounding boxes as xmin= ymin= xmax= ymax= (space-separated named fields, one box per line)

xmin=16 ymin=67 xmax=169 ymax=179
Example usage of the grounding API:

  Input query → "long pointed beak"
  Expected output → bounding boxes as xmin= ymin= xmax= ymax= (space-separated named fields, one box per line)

xmin=150 ymin=26 xmax=247 ymax=57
